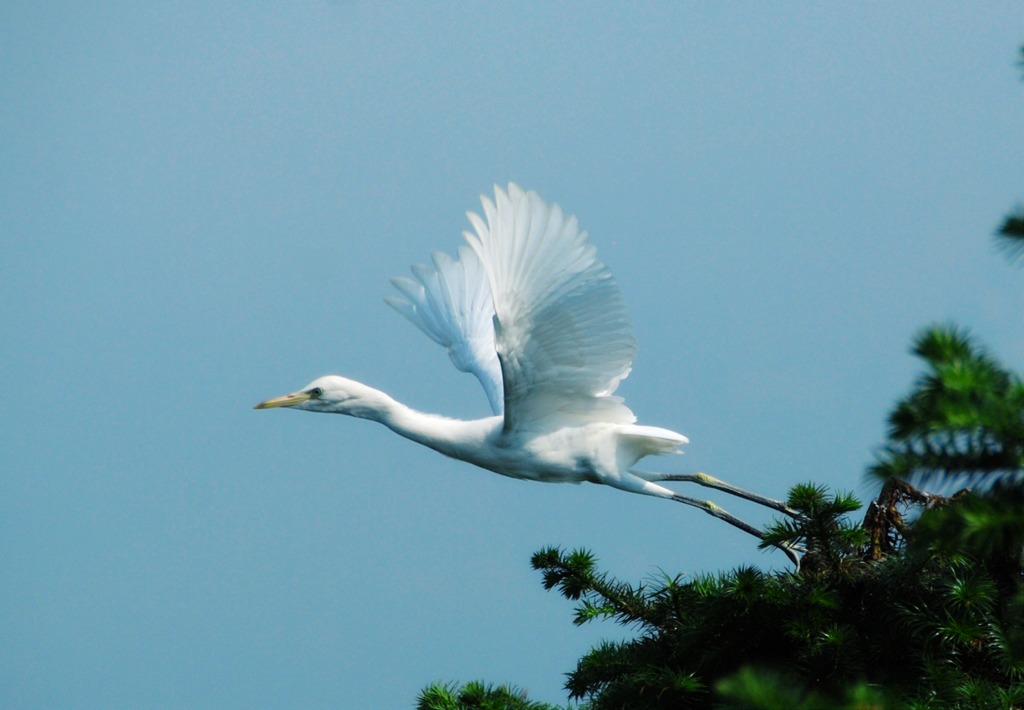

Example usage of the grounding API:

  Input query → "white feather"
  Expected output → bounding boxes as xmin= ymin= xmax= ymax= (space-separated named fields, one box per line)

xmin=463 ymin=184 xmax=637 ymax=432
xmin=385 ymin=244 xmax=503 ymax=415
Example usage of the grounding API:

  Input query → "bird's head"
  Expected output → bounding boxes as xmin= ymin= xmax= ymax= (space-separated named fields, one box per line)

xmin=254 ymin=375 xmax=378 ymax=415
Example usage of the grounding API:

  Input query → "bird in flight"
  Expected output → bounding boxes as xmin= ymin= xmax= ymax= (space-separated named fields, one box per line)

xmin=256 ymin=184 xmax=797 ymax=562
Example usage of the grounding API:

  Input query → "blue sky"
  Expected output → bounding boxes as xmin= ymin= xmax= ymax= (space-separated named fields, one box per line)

xmin=3 ymin=3 xmax=1022 ymax=708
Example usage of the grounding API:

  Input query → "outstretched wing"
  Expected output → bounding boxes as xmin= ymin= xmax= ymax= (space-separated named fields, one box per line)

xmin=386 ymin=245 xmax=504 ymax=415
xmin=463 ymin=184 xmax=637 ymax=432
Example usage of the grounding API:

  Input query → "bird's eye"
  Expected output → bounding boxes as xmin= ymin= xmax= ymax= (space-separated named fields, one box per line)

xmin=308 ymin=387 xmax=323 ymax=398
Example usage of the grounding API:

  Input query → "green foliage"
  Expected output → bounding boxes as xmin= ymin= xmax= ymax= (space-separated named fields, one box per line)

xmin=715 ymin=666 xmax=885 ymax=710
xmin=530 ymin=511 xmax=1023 ymax=707
xmin=871 ymin=325 xmax=1024 ymax=490
xmin=417 ymin=680 xmax=561 ymax=710
xmin=759 ymin=483 xmax=867 ymax=578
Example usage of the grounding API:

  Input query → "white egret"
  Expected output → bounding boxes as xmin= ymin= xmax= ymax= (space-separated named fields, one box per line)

xmin=257 ymin=184 xmax=797 ymax=563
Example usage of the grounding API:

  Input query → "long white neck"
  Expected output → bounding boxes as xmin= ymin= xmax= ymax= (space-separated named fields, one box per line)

xmin=337 ymin=383 xmax=493 ymax=460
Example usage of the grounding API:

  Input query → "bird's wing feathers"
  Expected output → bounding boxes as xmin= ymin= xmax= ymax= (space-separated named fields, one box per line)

xmin=385 ymin=245 xmax=504 ymax=415
xmin=463 ymin=184 xmax=637 ymax=432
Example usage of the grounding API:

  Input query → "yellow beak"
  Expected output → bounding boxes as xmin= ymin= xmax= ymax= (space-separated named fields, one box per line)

xmin=254 ymin=390 xmax=313 ymax=410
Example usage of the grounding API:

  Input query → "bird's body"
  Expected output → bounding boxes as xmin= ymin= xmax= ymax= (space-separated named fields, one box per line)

xmin=295 ymin=376 xmax=684 ymax=490
xmin=257 ymin=184 xmax=690 ymax=501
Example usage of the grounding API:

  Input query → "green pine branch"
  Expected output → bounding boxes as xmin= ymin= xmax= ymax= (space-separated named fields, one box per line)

xmin=417 ymin=681 xmax=562 ymax=710
xmin=871 ymin=325 xmax=1024 ymax=490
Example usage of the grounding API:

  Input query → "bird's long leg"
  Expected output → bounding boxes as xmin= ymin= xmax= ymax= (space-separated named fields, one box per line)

xmin=636 ymin=470 xmax=800 ymax=519
xmin=669 ymin=491 xmax=802 ymax=569
xmin=622 ymin=477 xmax=802 ymax=569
